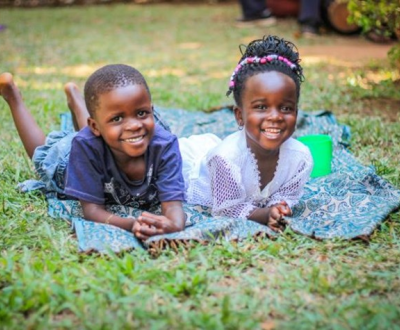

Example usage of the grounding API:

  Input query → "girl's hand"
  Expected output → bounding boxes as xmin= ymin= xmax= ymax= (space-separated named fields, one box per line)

xmin=274 ymin=201 xmax=292 ymax=217
xmin=266 ymin=201 xmax=291 ymax=232
xmin=133 ymin=212 xmax=183 ymax=240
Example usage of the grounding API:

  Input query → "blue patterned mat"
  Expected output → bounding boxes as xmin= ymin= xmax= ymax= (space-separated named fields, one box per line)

xmin=23 ymin=107 xmax=400 ymax=253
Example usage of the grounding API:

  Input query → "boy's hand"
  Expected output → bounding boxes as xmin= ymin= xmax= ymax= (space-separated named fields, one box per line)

xmin=132 ymin=212 xmax=182 ymax=240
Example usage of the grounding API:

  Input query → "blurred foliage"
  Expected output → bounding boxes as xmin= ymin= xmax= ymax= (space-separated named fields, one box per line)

xmin=347 ymin=0 xmax=400 ymax=63
xmin=348 ymin=0 xmax=400 ymax=35
xmin=0 ymin=0 xmax=232 ymax=6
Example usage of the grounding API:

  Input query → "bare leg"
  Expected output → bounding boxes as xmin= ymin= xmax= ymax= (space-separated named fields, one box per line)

xmin=0 ymin=72 xmax=46 ymax=159
xmin=64 ymin=82 xmax=89 ymax=131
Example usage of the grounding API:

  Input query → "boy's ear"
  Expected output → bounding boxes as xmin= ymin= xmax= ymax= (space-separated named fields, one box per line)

xmin=87 ymin=117 xmax=101 ymax=137
xmin=233 ymin=106 xmax=244 ymax=127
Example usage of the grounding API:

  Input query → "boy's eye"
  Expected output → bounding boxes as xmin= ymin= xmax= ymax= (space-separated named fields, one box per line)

xmin=255 ymin=104 xmax=267 ymax=110
xmin=138 ymin=110 xmax=149 ymax=118
xmin=111 ymin=116 xmax=122 ymax=122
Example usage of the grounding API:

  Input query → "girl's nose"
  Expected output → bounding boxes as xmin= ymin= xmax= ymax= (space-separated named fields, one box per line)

xmin=266 ymin=107 xmax=283 ymax=121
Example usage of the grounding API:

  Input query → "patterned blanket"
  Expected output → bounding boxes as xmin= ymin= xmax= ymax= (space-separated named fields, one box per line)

xmin=21 ymin=107 xmax=400 ymax=253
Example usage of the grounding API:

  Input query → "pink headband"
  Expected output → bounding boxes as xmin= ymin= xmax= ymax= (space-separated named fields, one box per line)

xmin=228 ymin=54 xmax=297 ymax=90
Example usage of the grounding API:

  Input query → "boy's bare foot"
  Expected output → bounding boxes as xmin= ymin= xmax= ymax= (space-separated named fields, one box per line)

xmin=0 ymin=72 xmax=46 ymax=158
xmin=64 ymin=82 xmax=86 ymax=112
xmin=64 ymin=82 xmax=89 ymax=130
xmin=0 ymin=72 xmax=22 ymax=106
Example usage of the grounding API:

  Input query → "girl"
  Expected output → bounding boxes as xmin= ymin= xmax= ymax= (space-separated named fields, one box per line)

xmin=0 ymin=64 xmax=186 ymax=240
xmin=181 ymin=35 xmax=313 ymax=232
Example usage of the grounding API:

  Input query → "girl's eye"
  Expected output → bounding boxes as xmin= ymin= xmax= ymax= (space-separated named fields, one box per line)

xmin=255 ymin=105 xmax=267 ymax=110
xmin=281 ymin=106 xmax=294 ymax=113
xmin=111 ymin=116 xmax=122 ymax=122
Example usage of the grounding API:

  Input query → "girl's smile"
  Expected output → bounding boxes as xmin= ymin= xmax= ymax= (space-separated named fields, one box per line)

xmin=261 ymin=127 xmax=282 ymax=139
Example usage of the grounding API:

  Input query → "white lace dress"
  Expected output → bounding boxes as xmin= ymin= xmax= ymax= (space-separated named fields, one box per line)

xmin=179 ymin=130 xmax=313 ymax=219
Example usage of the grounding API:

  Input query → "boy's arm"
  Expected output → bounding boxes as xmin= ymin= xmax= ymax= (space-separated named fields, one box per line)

xmin=133 ymin=201 xmax=186 ymax=240
xmin=80 ymin=200 xmax=136 ymax=232
xmin=161 ymin=200 xmax=186 ymax=230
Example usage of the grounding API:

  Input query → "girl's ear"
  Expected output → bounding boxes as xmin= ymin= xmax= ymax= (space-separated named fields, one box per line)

xmin=87 ymin=117 xmax=101 ymax=137
xmin=234 ymin=106 xmax=244 ymax=127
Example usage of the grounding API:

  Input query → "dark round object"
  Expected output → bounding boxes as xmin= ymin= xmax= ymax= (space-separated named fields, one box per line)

xmin=321 ymin=0 xmax=361 ymax=35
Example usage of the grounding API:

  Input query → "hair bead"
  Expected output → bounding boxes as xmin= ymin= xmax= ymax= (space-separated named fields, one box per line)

xmin=228 ymin=54 xmax=297 ymax=90
xmin=225 ymin=35 xmax=305 ymax=101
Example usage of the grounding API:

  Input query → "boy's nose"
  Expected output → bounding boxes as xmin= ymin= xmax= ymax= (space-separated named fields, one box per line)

xmin=125 ymin=117 xmax=142 ymax=130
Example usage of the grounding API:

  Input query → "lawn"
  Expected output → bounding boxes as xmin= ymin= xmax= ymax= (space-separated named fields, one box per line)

xmin=1 ymin=3 xmax=400 ymax=329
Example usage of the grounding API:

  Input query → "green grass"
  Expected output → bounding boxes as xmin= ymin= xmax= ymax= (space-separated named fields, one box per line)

xmin=1 ymin=4 xmax=400 ymax=329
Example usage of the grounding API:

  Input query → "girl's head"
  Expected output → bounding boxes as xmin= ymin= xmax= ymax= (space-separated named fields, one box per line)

xmin=227 ymin=36 xmax=305 ymax=155
xmin=227 ymin=35 xmax=304 ymax=108
xmin=85 ymin=64 xmax=155 ymax=161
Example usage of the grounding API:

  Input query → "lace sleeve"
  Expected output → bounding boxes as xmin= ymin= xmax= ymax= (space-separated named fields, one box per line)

xmin=208 ymin=155 xmax=257 ymax=219
xmin=267 ymin=152 xmax=313 ymax=208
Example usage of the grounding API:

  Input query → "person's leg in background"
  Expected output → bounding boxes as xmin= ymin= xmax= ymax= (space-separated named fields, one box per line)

xmin=298 ymin=0 xmax=322 ymax=36
xmin=236 ymin=0 xmax=276 ymax=26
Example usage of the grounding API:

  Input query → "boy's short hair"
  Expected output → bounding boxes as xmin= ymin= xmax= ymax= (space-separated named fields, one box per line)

xmin=84 ymin=64 xmax=150 ymax=116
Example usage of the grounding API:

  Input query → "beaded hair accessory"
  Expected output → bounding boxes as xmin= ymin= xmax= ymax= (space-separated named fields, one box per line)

xmin=228 ymin=54 xmax=297 ymax=91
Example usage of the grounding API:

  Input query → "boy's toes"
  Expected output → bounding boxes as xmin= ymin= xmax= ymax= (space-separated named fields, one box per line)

xmin=0 ymin=72 xmax=14 ymax=92
xmin=64 ymin=82 xmax=79 ymax=96
xmin=0 ymin=73 xmax=16 ymax=100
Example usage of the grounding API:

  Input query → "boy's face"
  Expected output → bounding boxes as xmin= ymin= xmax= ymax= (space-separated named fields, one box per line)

xmin=234 ymin=71 xmax=297 ymax=156
xmin=88 ymin=84 xmax=155 ymax=164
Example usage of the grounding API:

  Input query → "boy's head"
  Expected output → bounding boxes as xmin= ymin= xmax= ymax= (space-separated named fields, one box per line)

xmin=85 ymin=64 xmax=155 ymax=161
xmin=227 ymin=35 xmax=304 ymax=108
xmin=84 ymin=64 xmax=151 ymax=117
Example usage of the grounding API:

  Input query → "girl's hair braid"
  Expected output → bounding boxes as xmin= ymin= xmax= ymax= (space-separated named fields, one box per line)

xmin=226 ymin=35 xmax=304 ymax=107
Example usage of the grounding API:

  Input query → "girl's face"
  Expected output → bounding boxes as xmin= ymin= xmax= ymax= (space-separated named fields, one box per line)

xmin=234 ymin=71 xmax=298 ymax=157
xmin=88 ymin=84 xmax=155 ymax=165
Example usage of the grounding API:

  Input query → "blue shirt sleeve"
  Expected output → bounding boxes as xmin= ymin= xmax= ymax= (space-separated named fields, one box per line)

xmin=155 ymin=135 xmax=185 ymax=202
xmin=64 ymin=134 xmax=106 ymax=204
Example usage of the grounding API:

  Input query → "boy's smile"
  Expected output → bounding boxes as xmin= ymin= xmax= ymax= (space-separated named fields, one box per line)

xmin=235 ymin=71 xmax=297 ymax=158
xmin=88 ymin=84 xmax=154 ymax=165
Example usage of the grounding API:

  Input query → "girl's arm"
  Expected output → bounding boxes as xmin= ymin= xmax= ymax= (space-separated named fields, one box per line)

xmin=208 ymin=155 xmax=257 ymax=218
xmin=267 ymin=153 xmax=313 ymax=208
xmin=133 ymin=201 xmax=186 ymax=240
xmin=80 ymin=200 xmax=136 ymax=232
xmin=208 ymin=155 xmax=291 ymax=231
